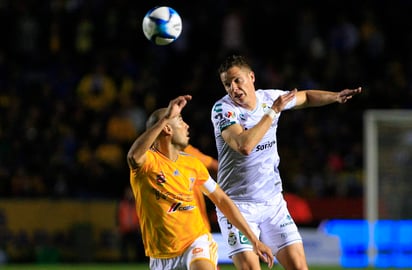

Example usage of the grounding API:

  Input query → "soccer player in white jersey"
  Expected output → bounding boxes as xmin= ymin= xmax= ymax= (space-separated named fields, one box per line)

xmin=211 ymin=54 xmax=361 ymax=270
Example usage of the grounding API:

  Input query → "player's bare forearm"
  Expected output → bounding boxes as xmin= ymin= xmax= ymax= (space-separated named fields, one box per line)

xmin=208 ymin=189 xmax=274 ymax=267
xmin=295 ymin=87 xmax=362 ymax=108
xmin=127 ymin=95 xmax=192 ymax=169
xmin=127 ymin=118 xmax=167 ymax=169
xmin=223 ymin=90 xmax=299 ymax=156
xmin=222 ymin=116 xmax=273 ymax=155
xmin=219 ymin=198 xmax=274 ymax=268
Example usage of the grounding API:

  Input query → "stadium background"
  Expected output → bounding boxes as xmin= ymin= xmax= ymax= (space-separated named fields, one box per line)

xmin=0 ymin=0 xmax=411 ymax=266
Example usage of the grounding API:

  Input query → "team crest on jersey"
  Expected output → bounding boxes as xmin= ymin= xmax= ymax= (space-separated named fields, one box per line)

xmin=228 ymin=231 xmax=237 ymax=246
xmin=189 ymin=177 xmax=195 ymax=191
xmin=156 ymin=171 xmax=166 ymax=185
xmin=262 ymin=103 xmax=269 ymax=109
xmin=225 ymin=111 xmax=236 ymax=119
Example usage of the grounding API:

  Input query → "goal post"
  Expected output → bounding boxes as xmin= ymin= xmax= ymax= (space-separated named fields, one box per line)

xmin=364 ymin=109 xmax=412 ymax=266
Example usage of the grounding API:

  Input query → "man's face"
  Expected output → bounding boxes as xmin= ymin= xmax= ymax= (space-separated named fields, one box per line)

xmin=220 ymin=66 xmax=256 ymax=109
xmin=170 ymin=115 xmax=190 ymax=149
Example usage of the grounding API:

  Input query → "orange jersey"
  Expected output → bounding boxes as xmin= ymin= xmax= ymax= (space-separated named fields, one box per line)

xmin=130 ymin=148 xmax=211 ymax=258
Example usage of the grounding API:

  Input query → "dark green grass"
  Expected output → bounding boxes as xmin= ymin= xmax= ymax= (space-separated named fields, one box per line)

xmin=0 ymin=264 xmax=383 ymax=270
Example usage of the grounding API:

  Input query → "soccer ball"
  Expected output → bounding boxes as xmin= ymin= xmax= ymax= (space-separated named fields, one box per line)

xmin=142 ymin=6 xmax=182 ymax=46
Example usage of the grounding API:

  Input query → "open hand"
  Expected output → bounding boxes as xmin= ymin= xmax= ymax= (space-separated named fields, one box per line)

xmin=337 ymin=87 xmax=362 ymax=103
xmin=165 ymin=95 xmax=192 ymax=119
xmin=254 ymin=240 xmax=275 ymax=268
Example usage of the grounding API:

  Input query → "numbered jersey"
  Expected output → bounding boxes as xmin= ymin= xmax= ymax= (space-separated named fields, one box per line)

xmin=211 ymin=89 xmax=295 ymax=202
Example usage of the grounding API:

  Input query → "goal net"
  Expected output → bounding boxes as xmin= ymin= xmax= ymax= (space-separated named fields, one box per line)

xmin=365 ymin=109 xmax=412 ymax=221
xmin=364 ymin=109 xmax=412 ymax=266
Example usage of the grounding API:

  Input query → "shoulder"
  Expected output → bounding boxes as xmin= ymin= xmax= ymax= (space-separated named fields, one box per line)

xmin=131 ymin=148 xmax=157 ymax=173
xmin=211 ymin=95 xmax=239 ymax=119
xmin=179 ymin=151 xmax=192 ymax=157
xmin=212 ymin=95 xmax=239 ymax=110
xmin=212 ymin=95 xmax=234 ymax=107
xmin=257 ymin=89 xmax=288 ymax=98
xmin=179 ymin=151 xmax=202 ymax=164
xmin=179 ymin=151 xmax=208 ymax=172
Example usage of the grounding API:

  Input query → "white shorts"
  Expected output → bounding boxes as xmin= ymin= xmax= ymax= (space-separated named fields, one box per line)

xmin=216 ymin=193 xmax=302 ymax=258
xmin=149 ymin=234 xmax=218 ymax=270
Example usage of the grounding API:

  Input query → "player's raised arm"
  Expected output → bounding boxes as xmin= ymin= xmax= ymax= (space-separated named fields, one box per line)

xmin=127 ymin=95 xmax=192 ymax=169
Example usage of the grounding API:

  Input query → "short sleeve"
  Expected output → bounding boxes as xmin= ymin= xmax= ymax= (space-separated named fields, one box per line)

xmin=200 ymin=177 xmax=218 ymax=195
xmin=211 ymin=99 xmax=239 ymax=133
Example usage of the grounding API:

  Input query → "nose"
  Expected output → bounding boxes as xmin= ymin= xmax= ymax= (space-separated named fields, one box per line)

xmin=228 ymin=81 xmax=237 ymax=93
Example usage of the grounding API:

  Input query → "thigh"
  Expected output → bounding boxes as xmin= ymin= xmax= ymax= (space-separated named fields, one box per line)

xmin=184 ymin=234 xmax=218 ymax=270
xmin=231 ymin=250 xmax=261 ymax=270
xmin=276 ymin=242 xmax=308 ymax=270
xmin=259 ymin=194 xmax=303 ymax=256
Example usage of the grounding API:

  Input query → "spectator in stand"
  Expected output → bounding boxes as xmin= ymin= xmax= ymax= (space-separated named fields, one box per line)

xmin=77 ymin=63 xmax=117 ymax=113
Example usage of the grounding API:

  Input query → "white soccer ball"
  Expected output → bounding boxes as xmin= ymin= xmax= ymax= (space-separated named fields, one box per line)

xmin=142 ymin=6 xmax=182 ymax=46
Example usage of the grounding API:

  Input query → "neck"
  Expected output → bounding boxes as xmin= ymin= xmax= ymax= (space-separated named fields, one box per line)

xmin=240 ymin=94 xmax=257 ymax=111
xmin=241 ymin=99 xmax=256 ymax=111
xmin=153 ymin=144 xmax=178 ymax=162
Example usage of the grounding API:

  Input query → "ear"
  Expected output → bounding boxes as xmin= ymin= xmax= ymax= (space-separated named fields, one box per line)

xmin=250 ymin=71 xmax=255 ymax=83
xmin=163 ymin=124 xmax=173 ymax=135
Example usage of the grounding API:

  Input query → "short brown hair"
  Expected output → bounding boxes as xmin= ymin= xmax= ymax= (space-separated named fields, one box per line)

xmin=218 ymin=54 xmax=252 ymax=74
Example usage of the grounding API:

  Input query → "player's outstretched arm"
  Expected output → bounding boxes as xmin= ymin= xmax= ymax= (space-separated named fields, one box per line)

xmin=207 ymin=187 xmax=274 ymax=268
xmin=294 ymin=87 xmax=362 ymax=108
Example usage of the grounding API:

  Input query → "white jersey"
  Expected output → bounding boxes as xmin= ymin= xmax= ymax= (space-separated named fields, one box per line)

xmin=211 ymin=89 xmax=296 ymax=202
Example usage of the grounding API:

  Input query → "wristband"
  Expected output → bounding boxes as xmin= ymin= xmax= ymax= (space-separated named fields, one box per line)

xmin=265 ymin=108 xmax=279 ymax=119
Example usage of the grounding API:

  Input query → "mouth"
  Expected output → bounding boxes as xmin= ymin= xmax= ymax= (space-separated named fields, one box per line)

xmin=234 ymin=93 xmax=243 ymax=99
xmin=233 ymin=92 xmax=245 ymax=104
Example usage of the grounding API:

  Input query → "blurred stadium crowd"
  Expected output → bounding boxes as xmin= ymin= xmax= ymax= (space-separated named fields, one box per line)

xmin=0 ymin=0 xmax=411 ymax=200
